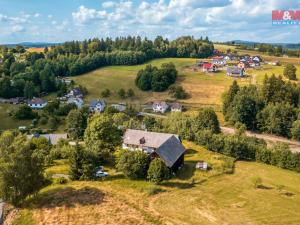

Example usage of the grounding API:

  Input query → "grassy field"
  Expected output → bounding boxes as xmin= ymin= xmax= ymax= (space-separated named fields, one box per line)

xmin=10 ymin=141 xmax=300 ymax=225
xmin=0 ymin=103 xmax=31 ymax=130
xmin=73 ymin=58 xmax=255 ymax=108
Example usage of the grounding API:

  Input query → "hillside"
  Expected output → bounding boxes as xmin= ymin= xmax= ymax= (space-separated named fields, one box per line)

xmin=9 ymin=141 xmax=300 ymax=225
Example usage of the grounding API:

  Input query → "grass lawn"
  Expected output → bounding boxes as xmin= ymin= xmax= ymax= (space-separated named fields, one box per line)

xmin=11 ymin=141 xmax=300 ymax=225
xmin=0 ymin=103 xmax=31 ymax=131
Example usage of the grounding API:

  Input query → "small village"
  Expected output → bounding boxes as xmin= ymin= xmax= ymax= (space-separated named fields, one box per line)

xmin=1 ymin=1 xmax=300 ymax=223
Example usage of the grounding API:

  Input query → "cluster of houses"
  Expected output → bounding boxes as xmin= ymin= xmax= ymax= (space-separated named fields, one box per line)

xmin=152 ymin=101 xmax=183 ymax=113
xmin=196 ymin=53 xmax=263 ymax=78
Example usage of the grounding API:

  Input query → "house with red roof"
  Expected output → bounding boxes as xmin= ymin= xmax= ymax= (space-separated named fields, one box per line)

xmin=202 ymin=63 xmax=217 ymax=72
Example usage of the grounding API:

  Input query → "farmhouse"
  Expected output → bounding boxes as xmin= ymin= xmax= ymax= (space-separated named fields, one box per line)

xmin=202 ymin=63 xmax=217 ymax=72
xmin=66 ymin=88 xmax=83 ymax=98
xmin=152 ymin=101 xmax=169 ymax=113
xmin=123 ymin=129 xmax=185 ymax=170
xmin=111 ymin=103 xmax=126 ymax=112
xmin=227 ymin=66 xmax=245 ymax=77
xmin=171 ymin=103 xmax=183 ymax=112
xmin=27 ymin=133 xmax=68 ymax=145
xmin=28 ymin=98 xmax=47 ymax=109
xmin=89 ymin=99 xmax=106 ymax=113
xmin=67 ymin=97 xmax=84 ymax=108
xmin=212 ymin=58 xmax=226 ymax=66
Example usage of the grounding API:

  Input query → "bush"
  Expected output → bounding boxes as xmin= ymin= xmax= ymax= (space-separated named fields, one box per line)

xmin=13 ymin=105 xmax=38 ymax=120
xmin=283 ymin=64 xmax=297 ymax=80
xmin=116 ymin=149 xmax=150 ymax=179
xmin=169 ymin=85 xmax=188 ymax=99
xmin=147 ymin=158 xmax=170 ymax=184
xmin=101 ymin=89 xmax=111 ymax=98
xmin=126 ymin=88 xmax=135 ymax=98
xmin=117 ymin=88 xmax=126 ymax=99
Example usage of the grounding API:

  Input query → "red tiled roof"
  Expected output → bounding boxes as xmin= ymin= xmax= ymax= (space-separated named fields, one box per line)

xmin=203 ymin=63 xmax=213 ymax=69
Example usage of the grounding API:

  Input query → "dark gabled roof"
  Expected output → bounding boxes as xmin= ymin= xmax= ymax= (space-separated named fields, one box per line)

xmin=156 ymin=135 xmax=185 ymax=168
xmin=123 ymin=129 xmax=176 ymax=148
xmin=28 ymin=98 xmax=47 ymax=105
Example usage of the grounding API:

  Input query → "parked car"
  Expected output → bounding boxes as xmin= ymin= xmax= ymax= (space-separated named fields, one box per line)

xmin=96 ymin=170 xmax=109 ymax=178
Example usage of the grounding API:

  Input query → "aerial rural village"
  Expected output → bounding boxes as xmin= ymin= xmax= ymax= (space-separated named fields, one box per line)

xmin=1 ymin=1 xmax=300 ymax=225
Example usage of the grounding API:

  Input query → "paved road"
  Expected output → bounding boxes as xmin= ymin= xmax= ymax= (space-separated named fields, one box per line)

xmin=221 ymin=127 xmax=300 ymax=153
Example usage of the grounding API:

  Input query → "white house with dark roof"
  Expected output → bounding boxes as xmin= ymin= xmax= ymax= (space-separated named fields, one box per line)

xmin=123 ymin=129 xmax=185 ymax=170
xmin=152 ymin=101 xmax=169 ymax=113
xmin=67 ymin=97 xmax=84 ymax=108
xmin=28 ymin=98 xmax=48 ymax=109
xmin=89 ymin=99 xmax=106 ymax=113
xmin=171 ymin=103 xmax=183 ymax=112
xmin=66 ymin=87 xmax=83 ymax=98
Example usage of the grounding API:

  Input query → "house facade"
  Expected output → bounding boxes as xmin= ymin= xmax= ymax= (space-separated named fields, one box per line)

xmin=67 ymin=97 xmax=84 ymax=108
xmin=123 ymin=129 xmax=185 ymax=171
xmin=152 ymin=101 xmax=169 ymax=113
xmin=89 ymin=99 xmax=106 ymax=113
xmin=227 ymin=66 xmax=245 ymax=77
xmin=202 ymin=63 xmax=217 ymax=72
xmin=66 ymin=88 xmax=83 ymax=98
xmin=171 ymin=103 xmax=183 ymax=112
xmin=28 ymin=98 xmax=48 ymax=109
xmin=111 ymin=103 xmax=126 ymax=112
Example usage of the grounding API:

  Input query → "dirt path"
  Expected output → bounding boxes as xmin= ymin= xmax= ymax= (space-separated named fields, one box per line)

xmin=221 ymin=126 xmax=300 ymax=152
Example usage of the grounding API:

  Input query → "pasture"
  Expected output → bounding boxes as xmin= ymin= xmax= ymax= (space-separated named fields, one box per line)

xmin=11 ymin=141 xmax=300 ymax=225
xmin=73 ymin=56 xmax=298 ymax=108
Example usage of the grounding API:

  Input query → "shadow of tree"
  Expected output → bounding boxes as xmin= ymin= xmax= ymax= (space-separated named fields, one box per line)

xmin=185 ymin=148 xmax=198 ymax=155
xmin=31 ymin=187 xmax=104 ymax=209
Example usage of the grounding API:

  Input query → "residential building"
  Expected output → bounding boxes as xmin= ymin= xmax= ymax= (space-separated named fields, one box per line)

xmin=152 ymin=101 xmax=169 ymax=113
xmin=202 ymin=63 xmax=217 ymax=72
xmin=122 ymin=129 xmax=185 ymax=171
xmin=171 ymin=103 xmax=183 ymax=112
xmin=111 ymin=103 xmax=126 ymax=112
xmin=227 ymin=66 xmax=245 ymax=77
xmin=89 ymin=99 xmax=106 ymax=113
xmin=67 ymin=97 xmax=84 ymax=108
xmin=28 ymin=98 xmax=47 ymax=109
xmin=66 ymin=87 xmax=83 ymax=98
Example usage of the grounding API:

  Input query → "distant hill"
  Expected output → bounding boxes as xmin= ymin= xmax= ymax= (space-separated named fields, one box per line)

xmin=1 ymin=42 xmax=62 ymax=48
xmin=228 ymin=40 xmax=300 ymax=50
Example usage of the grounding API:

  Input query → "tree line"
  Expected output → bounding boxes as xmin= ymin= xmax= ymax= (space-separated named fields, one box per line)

xmin=0 ymin=36 xmax=214 ymax=99
xmin=223 ymin=76 xmax=300 ymax=139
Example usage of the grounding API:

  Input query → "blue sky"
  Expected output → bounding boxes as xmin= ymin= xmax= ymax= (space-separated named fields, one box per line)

xmin=0 ymin=0 xmax=299 ymax=44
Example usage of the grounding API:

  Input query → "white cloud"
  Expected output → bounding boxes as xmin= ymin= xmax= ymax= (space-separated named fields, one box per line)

xmin=48 ymin=14 xmax=53 ymax=19
xmin=11 ymin=25 xmax=25 ymax=33
xmin=102 ymin=1 xmax=116 ymax=8
xmin=72 ymin=5 xmax=107 ymax=24
xmin=34 ymin=13 xmax=41 ymax=18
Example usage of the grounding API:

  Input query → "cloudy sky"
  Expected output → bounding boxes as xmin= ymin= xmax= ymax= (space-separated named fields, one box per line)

xmin=0 ymin=0 xmax=299 ymax=44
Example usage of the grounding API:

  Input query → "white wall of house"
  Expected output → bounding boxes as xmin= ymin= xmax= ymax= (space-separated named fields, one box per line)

xmin=28 ymin=102 xmax=47 ymax=109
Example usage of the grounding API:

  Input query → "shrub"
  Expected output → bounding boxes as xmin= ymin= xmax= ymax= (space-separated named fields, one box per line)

xmin=147 ymin=158 xmax=170 ymax=184
xmin=169 ymin=85 xmax=188 ymax=99
xmin=117 ymin=88 xmax=126 ymax=99
xmin=101 ymin=89 xmax=111 ymax=98
xmin=12 ymin=105 xmax=37 ymax=120
xmin=126 ymin=88 xmax=135 ymax=98
xmin=116 ymin=149 xmax=150 ymax=179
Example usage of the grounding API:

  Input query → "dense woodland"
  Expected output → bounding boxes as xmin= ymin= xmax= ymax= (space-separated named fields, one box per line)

xmin=223 ymin=76 xmax=300 ymax=139
xmin=236 ymin=43 xmax=300 ymax=57
xmin=0 ymin=36 xmax=214 ymax=99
